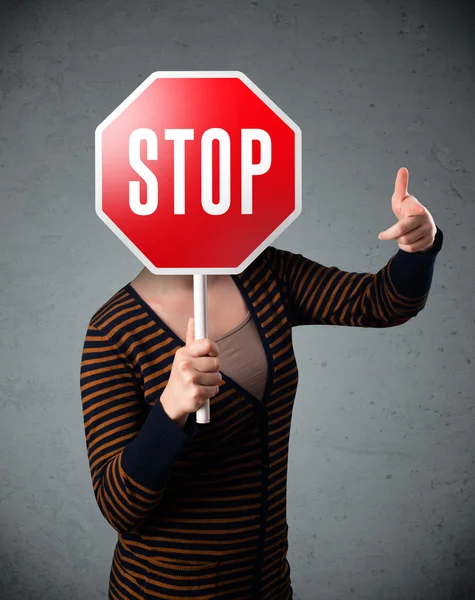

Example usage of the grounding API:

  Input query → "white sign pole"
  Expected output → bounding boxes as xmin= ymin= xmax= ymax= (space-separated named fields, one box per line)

xmin=193 ymin=274 xmax=211 ymax=424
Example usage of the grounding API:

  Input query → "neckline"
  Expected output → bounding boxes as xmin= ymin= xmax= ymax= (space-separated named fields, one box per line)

xmin=122 ymin=273 xmax=273 ymax=410
xmin=214 ymin=311 xmax=251 ymax=342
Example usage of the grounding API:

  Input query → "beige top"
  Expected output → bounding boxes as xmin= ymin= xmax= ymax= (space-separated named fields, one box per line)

xmin=213 ymin=311 xmax=267 ymax=402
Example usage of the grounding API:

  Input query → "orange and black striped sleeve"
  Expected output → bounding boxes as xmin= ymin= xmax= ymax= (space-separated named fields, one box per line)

xmin=266 ymin=226 xmax=443 ymax=328
xmin=79 ymin=323 xmax=198 ymax=534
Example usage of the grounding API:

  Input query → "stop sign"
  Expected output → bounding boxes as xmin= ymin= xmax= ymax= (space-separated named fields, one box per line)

xmin=95 ymin=71 xmax=301 ymax=273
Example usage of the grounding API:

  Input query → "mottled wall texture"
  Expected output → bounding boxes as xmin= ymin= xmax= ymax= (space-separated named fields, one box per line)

xmin=1 ymin=0 xmax=474 ymax=598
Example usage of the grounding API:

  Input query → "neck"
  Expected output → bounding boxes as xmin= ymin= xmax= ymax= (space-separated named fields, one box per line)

xmin=134 ymin=269 xmax=220 ymax=295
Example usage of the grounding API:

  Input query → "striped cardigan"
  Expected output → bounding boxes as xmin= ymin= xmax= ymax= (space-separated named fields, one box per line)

xmin=79 ymin=227 xmax=443 ymax=600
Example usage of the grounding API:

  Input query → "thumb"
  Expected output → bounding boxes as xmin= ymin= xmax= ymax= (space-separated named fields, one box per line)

xmin=185 ymin=316 xmax=195 ymax=346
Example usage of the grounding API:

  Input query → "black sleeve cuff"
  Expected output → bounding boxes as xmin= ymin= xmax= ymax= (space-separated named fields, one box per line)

xmin=121 ymin=396 xmax=198 ymax=491
xmin=386 ymin=227 xmax=443 ymax=299
xmin=183 ymin=411 xmax=198 ymax=436
xmin=415 ymin=226 xmax=444 ymax=256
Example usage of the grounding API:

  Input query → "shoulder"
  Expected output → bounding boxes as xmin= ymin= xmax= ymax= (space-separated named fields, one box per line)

xmin=81 ymin=283 xmax=145 ymax=375
xmin=88 ymin=286 xmax=127 ymax=327
xmin=85 ymin=284 xmax=134 ymax=348
xmin=238 ymin=245 xmax=289 ymax=286
xmin=237 ymin=245 xmax=304 ymax=286
xmin=261 ymin=244 xmax=300 ymax=278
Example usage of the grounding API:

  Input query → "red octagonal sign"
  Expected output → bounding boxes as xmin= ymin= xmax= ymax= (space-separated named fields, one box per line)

xmin=95 ymin=71 xmax=302 ymax=273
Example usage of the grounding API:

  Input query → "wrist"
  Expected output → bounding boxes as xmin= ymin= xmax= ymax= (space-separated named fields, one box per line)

xmin=160 ymin=389 xmax=189 ymax=430
xmin=420 ymin=241 xmax=434 ymax=253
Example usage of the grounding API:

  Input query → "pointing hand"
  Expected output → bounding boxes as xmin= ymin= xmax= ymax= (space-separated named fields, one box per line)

xmin=378 ymin=167 xmax=437 ymax=253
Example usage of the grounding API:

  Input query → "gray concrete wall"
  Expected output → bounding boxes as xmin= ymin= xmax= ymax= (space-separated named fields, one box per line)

xmin=1 ymin=0 xmax=474 ymax=598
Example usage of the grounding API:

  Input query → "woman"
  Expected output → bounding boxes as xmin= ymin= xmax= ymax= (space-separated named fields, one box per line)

xmin=79 ymin=168 xmax=443 ymax=599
